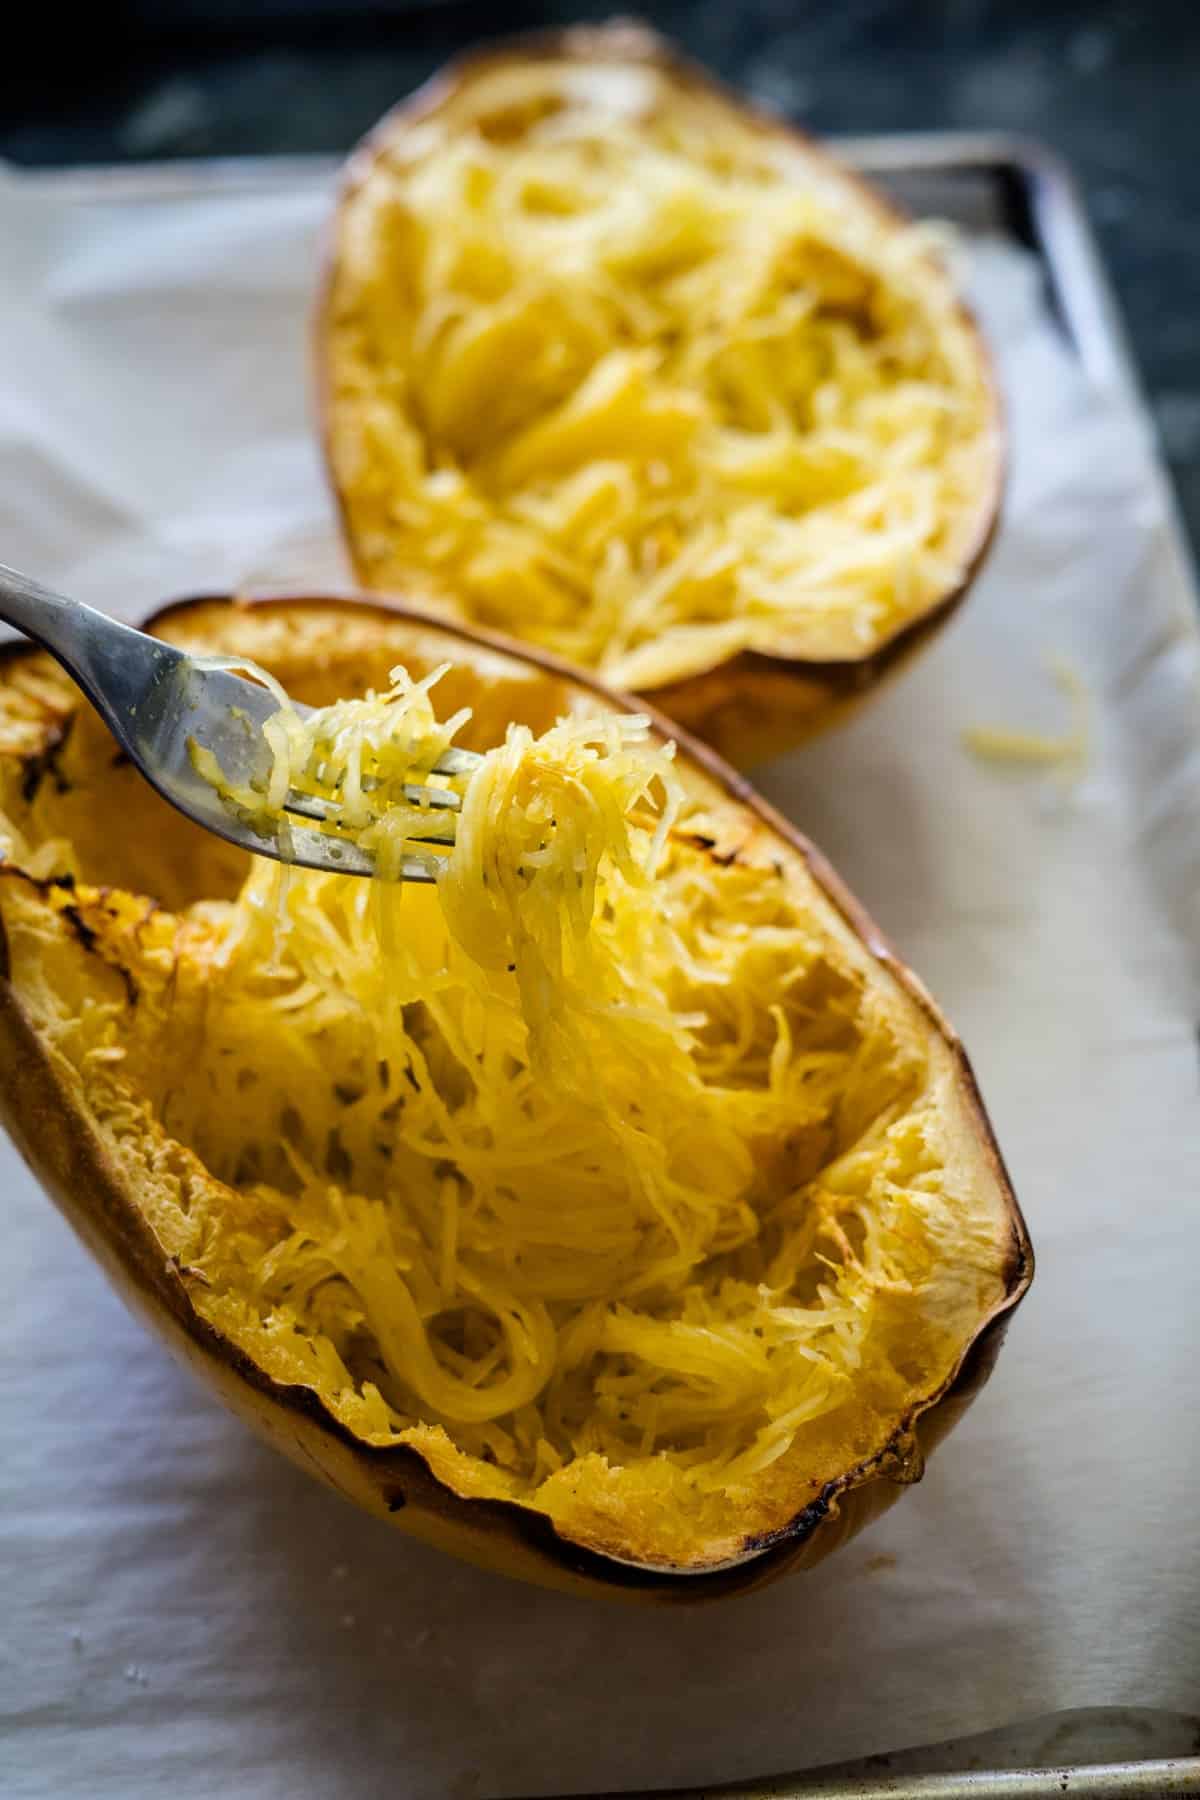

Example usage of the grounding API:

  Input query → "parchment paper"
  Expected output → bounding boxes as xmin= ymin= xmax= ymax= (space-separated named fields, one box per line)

xmin=0 ymin=163 xmax=1198 ymax=1800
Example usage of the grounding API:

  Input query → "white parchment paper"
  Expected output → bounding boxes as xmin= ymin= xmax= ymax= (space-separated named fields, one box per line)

xmin=0 ymin=164 xmax=1198 ymax=1800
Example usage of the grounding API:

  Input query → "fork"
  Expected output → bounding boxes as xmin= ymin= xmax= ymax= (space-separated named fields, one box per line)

xmin=0 ymin=564 xmax=481 ymax=882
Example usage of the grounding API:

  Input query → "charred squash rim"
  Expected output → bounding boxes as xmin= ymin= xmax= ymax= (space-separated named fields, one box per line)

xmin=0 ymin=591 xmax=1031 ymax=1601
xmin=315 ymin=21 xmax=1006 ymax=762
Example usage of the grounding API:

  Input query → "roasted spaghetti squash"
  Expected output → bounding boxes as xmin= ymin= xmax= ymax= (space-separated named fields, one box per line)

xmin=0 ymin=596 xmax=1029 ymax=1597
xmin=320 ymin=26 xmax=1004 ymax=762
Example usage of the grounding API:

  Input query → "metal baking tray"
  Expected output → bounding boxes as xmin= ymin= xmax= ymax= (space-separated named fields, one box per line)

xmin=15 ymin=134 xmax=1200 ymax=1800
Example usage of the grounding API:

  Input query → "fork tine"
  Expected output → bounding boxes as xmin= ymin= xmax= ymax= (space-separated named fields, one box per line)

xmin=242 ymin=820 xmax=443 ymax=882
xmin=432 ymin=746 xmax=483 ymax=777
xmin=252 ymin=822 xmax=378 ymax=878
xmin=280 ymin=791 xmax=342 ymax=824
xmin=284 ymin=782 xmax=461 ymax=816
xmin=282 ymin=790 xmax=459 ymax=846
xmin=307 ymin=748 xmax=479 ymax=789
xmin=301 ymin=772 xmax=466 ymax=809
xmin=401 ymin=783 xmax=462 ymax=810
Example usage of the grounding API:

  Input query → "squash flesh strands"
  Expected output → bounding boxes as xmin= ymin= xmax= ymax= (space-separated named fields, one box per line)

xmin=174 ymin=662 xmax=922 ymax=1499
xmin=326 ymin=61 xmax=997 ymax=689
xmin=0 ymin=611 xmax=1022 ymax=1569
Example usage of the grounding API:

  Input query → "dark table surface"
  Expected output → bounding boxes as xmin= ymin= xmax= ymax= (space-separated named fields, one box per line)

xmin=6 ymin=0 xmax=1198 ymax=561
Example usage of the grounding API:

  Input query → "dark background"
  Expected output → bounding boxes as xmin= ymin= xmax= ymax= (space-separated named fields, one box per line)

xmin=4 ymin=0 xmax=1198 ymax=554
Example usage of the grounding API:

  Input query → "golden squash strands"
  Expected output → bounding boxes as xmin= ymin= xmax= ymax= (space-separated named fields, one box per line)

xmin=319 ymin=25 xmax=1004 ymax=763
xmin=0 ymin=595 xmax=1029 ymax=1597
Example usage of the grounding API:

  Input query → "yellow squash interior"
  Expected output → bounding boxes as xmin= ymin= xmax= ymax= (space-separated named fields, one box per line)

xmin=0 ymin=604 xmax=1016 ymax=1569
xmin=325 ymin=45 xmax=1001 ymax=692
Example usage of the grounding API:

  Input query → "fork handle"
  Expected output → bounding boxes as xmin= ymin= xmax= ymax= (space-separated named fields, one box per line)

xmin=0 ymin=562 xmax=122 ymax=665
xmin=0 ymin=562 xmax=180 ymax=741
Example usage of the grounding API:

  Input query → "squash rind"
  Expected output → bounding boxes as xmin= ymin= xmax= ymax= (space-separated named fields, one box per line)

xmin=315 ymin=23 xmax=1006 ymax=765
xmin=0 ymin=594 xmax=1030 ymax=1601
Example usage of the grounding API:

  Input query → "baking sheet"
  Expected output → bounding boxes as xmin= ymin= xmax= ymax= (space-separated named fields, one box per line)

xmin=0 ymin=157 xmax=1198 ymax=1800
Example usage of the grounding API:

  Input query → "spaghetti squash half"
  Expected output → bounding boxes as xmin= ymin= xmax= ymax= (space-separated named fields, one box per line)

xmin=320 ymin=25 xmax=1003 ymax=763
xmin=0 ymin=596 xmax=1028 ymax=1597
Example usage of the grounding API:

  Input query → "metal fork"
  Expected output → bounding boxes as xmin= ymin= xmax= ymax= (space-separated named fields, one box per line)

xmin=0 ymin=564 xmax=481 ymax=881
